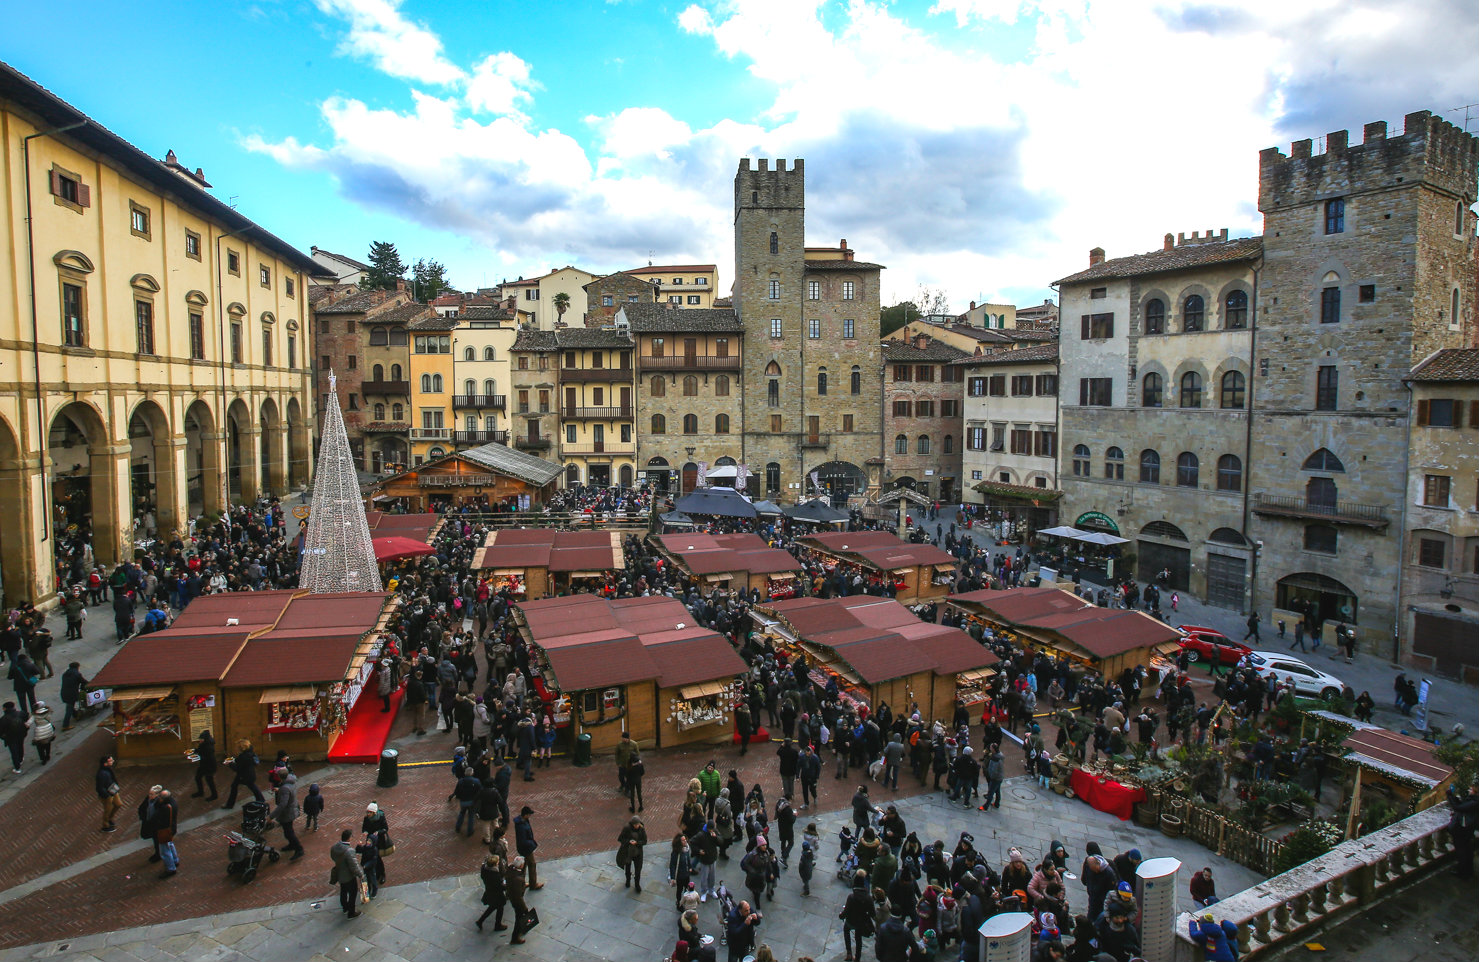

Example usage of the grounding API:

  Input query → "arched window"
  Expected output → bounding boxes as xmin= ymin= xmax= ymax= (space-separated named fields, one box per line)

xmin=390 ymin=364 xmax=402 ymax=380
xmin=766 ymin=461 xmax=780 ymax=492
xmin=1458 ymin=200 xmax=1467 ymax=235
xmin=765 ymin=360 xmax=781 ymax=376
xmin=1105 ymin=446 xmax=1124 ymax=480
xmin=1179 ymin=371 xmax=1203 ymax=408
xmin=851 ymin=365 xmax=861 ymax=395
xmin=431 ymin=373 xmax=443 ymax=392
xmin=715 ymin=375 xmax=730 ymax=397
xmin=420 ymin=373 xmax=432 ymax=392
xmin=391 ymin=403 xmax=403 ymax=420
xmin=1224 ymin=290 xmax=1248 ymax=329
xmin=484 ymin=346 xmax=496 ymax=361
xmin=917 ymin=435 xmax=931 ymax=454
xmin=651 ymin=414 xmax=666 ymax=434
xmin=895 ymin=434 xmax=908 ymax=454
xmin=683 ymin=375 xmax=698 ymax=396
xmin=1183 ymin=294 xmax=1205 ymax=331
xmin=373 ymin=403 xmax=385 ymax=420
xmin=650 ymin=376 xmax=665 ymax=398
xmin=368 ymin=326 xmax=388 ymax=346
xmin=1176 ymin=452 xmax=1199 ymax=487
xmin=1072 ymin=444 xmax=1091 ymax=476
xmin=484 ymin=379 xmax=496 ymax=395
xmin=1139 ymin=449 xmax=1161 ymax=484
xmin=1216 ymin=454 xmax=1242 ymax=491
xmin=1144 ymin=298 xmax=1165 ymax=334
xmin=372 ymin=363 xmax=385 ymax=381
xmin=769 ymin=231 xmax=778 ymax=255
xmin=1142 ymin=372 xmax=1163 ymax=407
xmin=682 ymin=414 xmax=698 ymax=434
xmin=1220 ymin=371 xmax=1245 ymax=408
xmin=817 ymin=369 xmax=828 ymax=395
xmin=1302 ymin=448 xmax=1344 ymax=472
xmin=464 ymin=379 xmax=476 ymax=396
xmin=715 ymin=413 xmax=730 ymax=434
xmin=464 ymin=346 xmax=475 ymax=361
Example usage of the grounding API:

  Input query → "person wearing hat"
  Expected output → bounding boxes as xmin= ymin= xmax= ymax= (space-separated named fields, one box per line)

xmin=1094 ymin=889 xmax=1141 ymax=962
xmin=1187 ymin=913 xmax=1239 ymax=962
xmin=514 ymin=805 xmax=543 ymax=889
xmin=797 ymin=822 xmax=818 ymax=896
xmin=617 ymin=814 xmax=648 ymax=892
xmin=1000 ymin=847 xmax=1032 ymax=896
xmin=30 ymin=702 xmax=56 ymax=764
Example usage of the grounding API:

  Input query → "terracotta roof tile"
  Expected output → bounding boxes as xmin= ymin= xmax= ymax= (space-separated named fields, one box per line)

xmin=957 ymin=343 xmax=1059 ymax=366
xmin=804 ymin=259 xmax=884 ymax=271
xmin=315 ymin=289 xmax=400 ymax=314
xmin=512 ymin=330 xmax=560 ymax=352
xmin=622 ymin=303 xmax=744 ymax=332
xmin=881 ymin=340 xmax=970 ymax=363
xmin=1410 ymin=348 xmax=1479 ymax=381
xmin=554 ymin=328 xmax=634 ymax=349
xmin=1056 ymin=236 xmax=1263 ymax=285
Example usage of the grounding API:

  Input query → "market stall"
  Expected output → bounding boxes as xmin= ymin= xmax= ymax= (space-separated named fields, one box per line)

xmin=472 ymin=529 xmax=624 ymax=600
xmin=794 ymin=530 xmax=957 ymax=604
xmin=650 ymin=532 xmax=805 ymax=599
xmin=91 ymin=589 xmax=397 ymax=764
xmin=750 ymin=596 xmax=997 ymax=721
xmin=512 ymin=594 xmax=747 ymax=753
xmin=362 ymin=442 xmax=562 ymax=512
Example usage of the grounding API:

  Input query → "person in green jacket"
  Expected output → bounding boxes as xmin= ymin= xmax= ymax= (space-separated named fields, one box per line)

xmin=871 ymin=842 xmax=898 ymax=892
xmin=696 ymin=760 xmax=721 ymax=820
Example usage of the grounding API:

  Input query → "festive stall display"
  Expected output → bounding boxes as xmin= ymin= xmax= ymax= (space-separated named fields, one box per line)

xmin=793 ymin=531 xmax=957 ymax=605
xmin=650 ymin=533 xmax=805 ymax=599
xmin=108 ymin=689 xmax=182 ymax=738
xmin=473 ymin=529 xmax=624 ymax=600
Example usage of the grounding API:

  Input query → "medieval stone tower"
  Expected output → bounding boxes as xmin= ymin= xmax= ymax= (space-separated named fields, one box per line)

xmin=734 ymin=158 xmax=884 ymax=502
xmin=1248 ymin=110 xmax=1478 ymax=650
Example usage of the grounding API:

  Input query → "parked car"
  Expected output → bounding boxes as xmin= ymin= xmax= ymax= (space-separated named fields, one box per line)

xmin=1176 ymin=627 xmax=1251 ymax=665
xmin=1248 ymin=651 xmax=1345 ymax=700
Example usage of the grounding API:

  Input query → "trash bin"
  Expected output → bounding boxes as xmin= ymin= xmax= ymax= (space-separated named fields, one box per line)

xmin=573 ymin=732 xmax=592 ymax=767
xmin=377 ymin=748 xmax=399 ymax=788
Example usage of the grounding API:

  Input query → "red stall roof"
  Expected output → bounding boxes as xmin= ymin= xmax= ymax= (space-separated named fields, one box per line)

xmin=91 ymin=632 xmax=254 ymax=688
xmin=947 ymin=588 xmax=1176 ymax=660
xmin=656 ymin=533 xmax=804 ymax=579
xmin=474 ymin=529 xmax=622 ymax=572
xmin=798 ymin=530 xmax=955 ymax=571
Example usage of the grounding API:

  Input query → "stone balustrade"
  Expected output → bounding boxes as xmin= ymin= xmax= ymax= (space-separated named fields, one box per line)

xmin=1173 ymin=806 xmax=1453 ymax=961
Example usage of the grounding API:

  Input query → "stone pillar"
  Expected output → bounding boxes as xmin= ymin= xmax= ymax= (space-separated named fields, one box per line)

xmin=263 ymin=423 xmax=288 ymax=497
xmin=979 ymin=911 xmax=1033 ymax=962
xmin=0 ymin=455 xmax=43 ymax=608
xmin=234 ymin=426 xmax=261 ymax=504
xmin=91 ymin=442 xmax=130 ymax=564
xmin=153 ymin=436 xmax=187 ymax=539
xmin=198 ymin=431 xmax=226 ymax=517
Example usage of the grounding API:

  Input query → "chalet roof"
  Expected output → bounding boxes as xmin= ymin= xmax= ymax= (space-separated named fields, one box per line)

xmin=1055 ymin=236 xmax=1263 ymax=285
xmin=457 ymin=443 xmax=564 ymax=487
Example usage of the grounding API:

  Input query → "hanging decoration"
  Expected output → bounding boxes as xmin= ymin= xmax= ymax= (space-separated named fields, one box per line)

xmin=299 ymin=372 xmax=383 ymax=594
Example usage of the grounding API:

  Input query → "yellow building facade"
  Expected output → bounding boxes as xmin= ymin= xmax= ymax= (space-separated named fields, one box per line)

xmin=624 ymin=264 xmax=719 ymax=309
xmin=408 ymin=315 xmax=456 ymax=463
xmin=554 ymin=329 xmax=636 ymax=487
xmin=0 ymin=61 xmax=320 ymax=606
xmin=450 ymin=306 xmax=517 ymax=450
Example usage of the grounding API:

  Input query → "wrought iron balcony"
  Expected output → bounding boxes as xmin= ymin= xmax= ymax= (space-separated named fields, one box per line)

xmin=410 ymin=427 xmax=451 ymax=441
xmin=453 ymin=429 xmax=509 ymax=445
xmin=452 ymin=394 xmax=508 ymax=409
xmin=515 ymin=435 xmax=553 ymax=450
xmin=640 ymin=355 xmax=741 ymax=371
xmin=561 ymin=442 xmax=636 ymax=456
xmin=1252 ymin=492 xmax=1389 ymax=528
xmin=363 ymin=421 xmax=409 ymax=434
xmin=561 ymin=406 xmax=633 ymax=420
xmin=558 ymin=367 xmax=633 ymax=382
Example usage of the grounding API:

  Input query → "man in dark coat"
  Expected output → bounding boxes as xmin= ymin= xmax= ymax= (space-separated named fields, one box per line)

xmin=477 ymin=778 xmax=509 ymax=844
xmin=329 ymin=829 xmax=366 ymax=917
xmin=874 ymin=909 xmax=913 ymax=962
xmin=59 ymin=661 xmax=87 ymax=731
xmin=798 ymin=744 xmax=822 ymax=811
xmin=513 ymin=806 xmax=543 ymax=889
xmin=192 ymin=730 xmax=218 ymax=799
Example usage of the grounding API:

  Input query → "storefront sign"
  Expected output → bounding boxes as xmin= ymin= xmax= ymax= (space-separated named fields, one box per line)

xmin=1075 ymin=511 xmax=1120 ymax=534
xmin=188 ymin=705 xmax=212 ymax=742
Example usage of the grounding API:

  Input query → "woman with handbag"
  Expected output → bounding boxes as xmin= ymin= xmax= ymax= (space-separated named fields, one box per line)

xmin=361 ymin=802 xmax=391 ymax=889
xmin=474 ymin=854 xmax=508 ymax=931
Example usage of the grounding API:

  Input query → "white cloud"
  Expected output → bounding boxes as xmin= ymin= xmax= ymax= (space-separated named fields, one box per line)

xmin=268 ymin=0 xmax=1475 ymax=307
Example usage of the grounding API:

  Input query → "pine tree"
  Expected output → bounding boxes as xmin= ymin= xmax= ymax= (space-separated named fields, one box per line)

xmin=361 ymin=241 xmax=405 ymax=291
xmin=299 ymin=373 xmax=382 ymax=594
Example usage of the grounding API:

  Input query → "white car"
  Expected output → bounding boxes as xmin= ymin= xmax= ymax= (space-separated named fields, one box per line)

xmin=1248 ymin=651 xmax=1345 ymax=700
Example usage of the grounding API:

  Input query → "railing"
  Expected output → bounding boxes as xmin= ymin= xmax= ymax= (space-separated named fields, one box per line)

xmin=1173 ymin=807 xmax=1453 ymax=961
xmin=1146 ymin=787 xmax=1285 ymax=874
xmin=562 ymin=406 xmax=632 ymax=420
xmin=514 ymin=435 xmax=553 ymax=450
xmin=361 ymin=379 xmax=410 ymax=395
xmin=435 ymin=510 xmax=648 ymax=530
xmin=561 ymin=443 xmax=636 ymax=456
xmin=1252 ymin=493 xmax=1389 ymax=527
xmin=640 ymin=355 xmax=741 ymax=371
xmin=452 ymin=394 xmax=507 ymax=409
xmin=558 ymin=367 xmax=633 ymax=382
xmin=800 ymin=435 xmax=829 ymax=449
xmin=452 ymin=430 xmax=508 ymax=444
xmin=410 ymin=427 xmax=450 ymax=441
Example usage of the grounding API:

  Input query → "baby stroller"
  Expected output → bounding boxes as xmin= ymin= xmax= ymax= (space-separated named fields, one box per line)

xmin=836 ymin=826 xmax=860 ymax=881
xmin=224 ymin=800 xmax=280 ymax=883
xmin=713 ymin=882 xmax=737 ymax=946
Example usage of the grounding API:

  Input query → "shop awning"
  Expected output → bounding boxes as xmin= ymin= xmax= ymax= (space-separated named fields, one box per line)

xmin=957 ymin=668 xmax=997 ymax=684
xmin=492 ymin=568 xmax=526 ymax=577
xmin=258 ymin=686 xmax=318 ymax=704
xmin=372 ymin=536 xmax=436 ymax=562
xmin=678 ymin=680 xmax=731 ymax=700
xmin=705 ymin=573 xmax=732 ymax=582
xmin=113 ymin=686 xmax=177 ymax=701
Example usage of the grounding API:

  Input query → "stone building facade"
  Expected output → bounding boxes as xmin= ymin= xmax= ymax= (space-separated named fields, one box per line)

xmin=625 ymin=303 xmax=745 ymax=495
xmin=1249 ymin=112 xmax=1478 ymax=651
xmin=733 ymin=159 xmax=884 ymax=503
xmin=584 ymin=272 xmax=656 ymax=326
xmin=960 ymin=341 xmax=1061 ymax=534
xmin=624 ymin=264 xmax=720 ymax=310
xmin=881 ymin=334 xmax=968 ymax=503
xmin=1057 ymin=235 xmax=1260 ymax=606
xmin=1401 ymin=349 xmax=1479 ymax=682
xmin=509 ymin=330 xmax=558 ymax=455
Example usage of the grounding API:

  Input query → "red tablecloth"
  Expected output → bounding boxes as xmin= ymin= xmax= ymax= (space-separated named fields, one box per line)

xmin=1069 ymin=768 xmax=1146 ymax=821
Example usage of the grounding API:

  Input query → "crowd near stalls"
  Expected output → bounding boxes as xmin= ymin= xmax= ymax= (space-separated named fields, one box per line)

xmin=88 ymin=590 xmax=395 ymax=762
xmin=472 ymin=530 xmax=625 ymax=600
xmin=792 ymin=531 xmax=957 ymax=605
xmin=650 ymin=533 xmax=805 ymax=600
xmin=750 ymin=596 xmax=998 ymax=721
xmin=509 ymin=594 xmax=747 ymax=752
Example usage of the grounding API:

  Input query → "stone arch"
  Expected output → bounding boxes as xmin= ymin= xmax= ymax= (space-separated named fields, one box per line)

xmin=53 ymin=250 xmax=96 ymax=273
xmin=226 ymin=397 xmax=257 ymax=502
xmin=129 ymin=273 xmax=160 ymax=293
xmin=127 ymin=398 xmax=181 ymax=540
xmin=184 ymin=289 xmax=209 ymax=308
xmin=0 ymin=414 xmax=38 ymax=606
xmin=1172 ymin=360 xmax=1210 ymax=407
xmin=1309 ymin=260 xmax=1349 ymax=324
xmin=1209 ymin=526 xmax=1247 ymax=545
xmin=259 ymin=397 xmax=284 ymax=497
xmin=286 ymin=396 xmax=310 ymax=489
xmin=184 ymin=398 xmax=222 ymax=516
xmin=1138 ymin=287 xmax=1171 ymax=334
xmin=1173 ymin=282 xmax=1213 ymax=332
xmin=48 ymin=399 xmax=122 ymax=567
xmin=814 ymin=460 xmax=866 ymax=505
xmin=1215 ymin=278 xmax=1253 ymax=329
xmin=1141 ymin=520 xmax=1189 ymax=542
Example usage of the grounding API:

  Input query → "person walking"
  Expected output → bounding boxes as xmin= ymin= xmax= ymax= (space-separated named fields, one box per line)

xmin=474 ymin=854 xmax=508 ymax=931
xmin=626 ymin=749 xmax=646 ymax=813
xmin=329 ymin=829 xmax=367 ymax=918
xmin=191 ymin=730 xmax=218 ymax=800
xmin=776 ymin=738 xmax=799 ymax=801
xmin=615 ymin=731 xmax=635 ymax=793
xmin=454 ymin=767 xmax=481 ymax=837
xmin=143 ymin=788 xmax=180 ymax=879
xmin=59 ymin=661 xmax=87 ymax=731
xmin=30 ymin=702 xmax=56 ymax=764
xmin=477 ymin=777 xmax=508 ymax=845
xmin=1448 ymin=783 xmax=1479 ymax=880
xmin=96 ymin=754 xmax=122 ymax=832
xmin=220 ymin=739 xmax=264 ymax=809
xmin=798 ymin=744 xmax=821 ymax=811
xmin=0 ymin=701 xmax=29 ymax=774
xmin=1243 ymin=612 xmax=1261 ymax=643
xmin=506 ymin=855 xmax=532 ymax=945
xmin=514 ymin=805 xmax=544 ymax=889
xmin=272 ymin=771 xmax=305 ymax=860
xmin=840 ymin=870 xmax=875 ymax=962
xmin=617 ymin=814 xmax=648 ymax=891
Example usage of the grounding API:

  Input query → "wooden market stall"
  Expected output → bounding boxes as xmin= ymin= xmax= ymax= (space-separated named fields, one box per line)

xmin=512 ymin=594 xmax=747 ymax=754
xmin=1306 ymin=710 xmax=1456 ymax=815
xmin=472 ymin=529 xmax=624 ymax=600
xmin=947 ymin=587 xmax=1177 ymax=679
xmin=750 ymin=596 xmax=998 ymax=722
xmin=363 ymin=441 xmax=562 ymax=513
xmin=794 ymin=530 xmax=957 ymax=605
xmin=650 ymin=532 xmax=805 ymax=599
xmin=90 ymin=590 xmax=396 ymax=764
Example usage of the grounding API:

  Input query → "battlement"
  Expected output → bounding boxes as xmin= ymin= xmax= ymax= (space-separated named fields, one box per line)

xmin=1259 ymin=109 xmax=1478 ymax=211
xmin=1165 ymin=228 xmax=1230 ymax=249
xmin=735 ymin=157 xmax=805 ymax=215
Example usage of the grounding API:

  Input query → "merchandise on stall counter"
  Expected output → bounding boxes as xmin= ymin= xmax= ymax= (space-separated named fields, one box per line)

xmin=263 ymin=687 xmax=323 ymax=733
xmin=109 ymin=689 xmax=182 ymax=737
xmin=670 ymin=679 xmax=737 ymax=732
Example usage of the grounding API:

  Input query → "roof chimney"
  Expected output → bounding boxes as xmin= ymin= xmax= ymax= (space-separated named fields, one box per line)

xmin=1089 ymin=247 xmax=1105 ymax=267
xmin=914 ymin=333 xmax=928 ymax=350
xmin=1164 ymin=233 xmax=1174 ymax=251
xmin=840 ymin=238 xmax=847 ymax=249
xmin=969 ymin=300 xmax=977 ymax=310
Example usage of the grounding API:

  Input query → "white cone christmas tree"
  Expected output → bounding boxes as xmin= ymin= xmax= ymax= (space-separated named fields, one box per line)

xmin=299 ymin=373 xmax=382 ymax=593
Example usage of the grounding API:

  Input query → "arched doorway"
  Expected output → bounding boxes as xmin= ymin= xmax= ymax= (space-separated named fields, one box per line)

xmin=184 ymin=399 xmax=221 ymax=516
xmin=1277 ymin=572 xmax=1358 ymax=630
xmin=48 ymin=401 xmax=120 ymax=568
xmin=0 ymin=416 xmax=37 ymax=606
xmin=259 ymin=397 xmax=284 ymax=498
xmin=127 ymin=399 xmax=179 ymax=542
xmin=565 ymin=463 xmax=580 ymax=487
xmin=1205 ymin=527 xmax=1250 ymax=610
xmin=1137 ymin=520 xmax=1190 ymax=590
xmin=814 ymin=461 xmax=866 ymax=506
xmin=646 ymin=456 xmax=670 ymax=494
xmin=286 ymin=397 xmax=310 ymax=489
xmin=619 ymin=464 xmax=634 ymax=487
xmin=226 ymin=398 xmax=256 ymax=502
xmin=681 ymin=461 xmax=698 ymax=495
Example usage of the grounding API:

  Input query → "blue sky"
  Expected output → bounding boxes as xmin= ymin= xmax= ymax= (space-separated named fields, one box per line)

xmin=6 ymin=0 xmax=1475 ymax=309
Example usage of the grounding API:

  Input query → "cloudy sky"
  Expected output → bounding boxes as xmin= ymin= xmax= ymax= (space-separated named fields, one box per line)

xmin=8 ymin=0 xmax=1475 ymax=309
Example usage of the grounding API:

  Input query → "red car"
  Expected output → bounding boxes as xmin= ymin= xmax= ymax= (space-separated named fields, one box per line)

xmin=1176 ymin=627 xmax=1251 ymax=665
